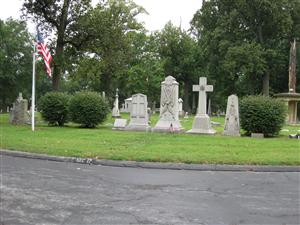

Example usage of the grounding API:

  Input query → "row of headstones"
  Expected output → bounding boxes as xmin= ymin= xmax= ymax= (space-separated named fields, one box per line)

xmin=120 ymin=96 xmax=185 ymax=117
xmin=113 ymin=76 xmax=240 ymax=136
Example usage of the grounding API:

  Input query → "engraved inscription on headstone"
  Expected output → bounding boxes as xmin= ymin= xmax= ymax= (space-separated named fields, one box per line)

xmin=9 ymin=93 xmax=29 ymax=125
xmin=125 ymin=93 xmax=150 ymax=131
xmin=223 ymin=94 xmax=240 ymax=136
xmin=153 ymin=76 xmax=183 ymax=132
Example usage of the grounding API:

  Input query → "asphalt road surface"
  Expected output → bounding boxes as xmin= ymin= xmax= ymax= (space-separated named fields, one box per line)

xmin=1 ymin=155 xmax=299 ymax=225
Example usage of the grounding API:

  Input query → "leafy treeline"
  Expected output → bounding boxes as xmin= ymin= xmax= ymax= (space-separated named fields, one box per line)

xmin=1 ymin=0 xmax=299 ymax=111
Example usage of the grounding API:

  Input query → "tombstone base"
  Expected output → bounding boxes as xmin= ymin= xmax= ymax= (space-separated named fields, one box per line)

xmin=223 ymin=131 xmax=240 ymax=137
xmin=251 ymin=133 xmax=264 ymax=138
xmin=187 ymin=114 xmax=216 ymax=135
xmin=125 ymin=124 xmax=151 ymax=132
xmin=152 ymin=120 xmax=184 ymax=133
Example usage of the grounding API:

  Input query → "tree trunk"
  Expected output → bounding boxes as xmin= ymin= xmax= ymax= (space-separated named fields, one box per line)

xmin=257 ymin=25 xmax=270 ymax=96
xmin=52 ymin=0 xmax=70 ymax=91
xmin=183 ymin=80 xmax=191 ymax=112
xmin=262 ymin=70 xmax=270 ymax=96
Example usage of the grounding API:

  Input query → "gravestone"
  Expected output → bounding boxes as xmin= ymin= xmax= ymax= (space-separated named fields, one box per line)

xmin=223 ymin=94 xmax=240 ymax=136
xmin=187 ymin=77 xmax=216 ymax=134
xmin=125 ymin=94 xmax=150 ymax=131
xmin=153 ymin=76 xmax=183 ymax=133
xmin=113 ymin=119 xmax=127 ymax=130
xmin=178 ymin=98 xmax=184 ymax=118
xmin=184 ymin=112 xmax=189 ymax=119
xmin=112 ymin=88 xmax=120 ymax=118
xmin=9 ymin=93 xmax=29 ymax=125
xmin=120 ymin=97 xmax=132 ymax=113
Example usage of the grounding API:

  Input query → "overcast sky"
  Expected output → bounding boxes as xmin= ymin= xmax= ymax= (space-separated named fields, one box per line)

xmin=0 ymin=0 xmax=202 ymax=33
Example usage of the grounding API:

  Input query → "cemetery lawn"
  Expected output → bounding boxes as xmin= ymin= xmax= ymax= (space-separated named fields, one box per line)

xmin=1 ymin=113 xmax=300 ymax=166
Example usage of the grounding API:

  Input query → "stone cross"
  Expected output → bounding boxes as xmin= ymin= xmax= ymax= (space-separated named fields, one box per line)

xmin=193 ymin=77 xmax=213 ymax=115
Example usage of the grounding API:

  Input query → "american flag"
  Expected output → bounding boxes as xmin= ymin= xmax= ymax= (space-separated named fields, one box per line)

xmin=37 ymin=30 xmax=52 ymax=77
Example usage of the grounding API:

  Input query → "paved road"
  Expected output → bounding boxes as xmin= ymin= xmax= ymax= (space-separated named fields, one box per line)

xmin=1 ymin=155 xmax=299 ymax=225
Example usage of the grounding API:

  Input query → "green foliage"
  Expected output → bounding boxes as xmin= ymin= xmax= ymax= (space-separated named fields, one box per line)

xmin=69 ymin=91 xmax=109 ymax=128
xmin=240 ymin=96 xmax=286 ymax=136
xmin=0 ymin=19 xmax=32 ymax=109
xmin=67 ymin=0 xmax=145 ymax=96
xmin=191 ymin=0 xmax=300 ymax=97
xmin=22 ymin=0 xmax=92 ymax=90
xmin=39 ymin=92 xmax=70 ymax=126
xmin=125 ymin=32 xmax=164 ymax=106
xmin=155 ymin=22 xmax=199 ymax=111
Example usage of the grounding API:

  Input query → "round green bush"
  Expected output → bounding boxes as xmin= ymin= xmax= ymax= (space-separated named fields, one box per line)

xmin=69 ymin=91 xmax=109 ymax=128
xmin=240 ymin=95 xmax=286 ymax=136
xmin=39 ymin=92 xmax=70 ymax=126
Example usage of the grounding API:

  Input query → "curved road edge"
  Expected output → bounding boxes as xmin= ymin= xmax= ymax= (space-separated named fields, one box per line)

xmin=1 ymin=149 xmax=299 ymax=172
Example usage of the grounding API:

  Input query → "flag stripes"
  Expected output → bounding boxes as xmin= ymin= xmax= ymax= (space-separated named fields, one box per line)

xmin=37 ymin=30 xmax=52 ymax=77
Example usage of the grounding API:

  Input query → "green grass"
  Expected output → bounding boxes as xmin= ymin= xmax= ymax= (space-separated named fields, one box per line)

xmin=1 ymin=113 xmax=300 ymax=165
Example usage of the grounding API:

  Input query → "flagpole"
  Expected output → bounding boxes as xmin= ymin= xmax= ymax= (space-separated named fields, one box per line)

xmin=31 ymin=41 xmax=36 ymax=131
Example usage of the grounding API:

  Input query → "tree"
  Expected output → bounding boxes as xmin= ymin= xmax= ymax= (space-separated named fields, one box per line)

xmin=156 ymin=22 xmax=199 ymax=111
xmin=66 ymin=0 xmax=145 ymax=97
xmin=191 ymin=0 xmax=300 ymax=97
xmin=0 ymin=19 xmax=32 ymax=109
xmin=125 ymin=32 xmax=164 ymax=107
xmin=22 ymin=0 xmax=92 ymax=90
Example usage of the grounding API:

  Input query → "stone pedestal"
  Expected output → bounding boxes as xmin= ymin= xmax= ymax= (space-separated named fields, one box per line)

xmin=112 ymin=89 xmax=120 ymax=118
xmin=153 ymin=76 xmax=184 ymax=133
xmin=187 ymin=114 xmax=216 ymax=134
xmin=274 ymin=93 xmax=300 ymax=124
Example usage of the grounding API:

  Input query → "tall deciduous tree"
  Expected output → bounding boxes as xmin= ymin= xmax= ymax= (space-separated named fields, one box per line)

xmin=125 ymin=32 xmax=164 ymax=107
xmin=192 ymin=0 xmax=300 ymax=97
xmin=22 ymin=0 xmax=92 ymax=90
xmin=0 ymin=19 xmax=32 ymax=109
xmin=66 ymin=0 xmax=145 ymax=97
xmin=156 ymin=22 xmax=199 ymax=111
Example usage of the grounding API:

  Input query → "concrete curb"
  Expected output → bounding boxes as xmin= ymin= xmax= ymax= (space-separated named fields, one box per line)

xmin=1 ymin=149 xmax=300 ymax=172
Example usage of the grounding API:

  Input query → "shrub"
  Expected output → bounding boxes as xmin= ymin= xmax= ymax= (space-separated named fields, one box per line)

xmin=69 ymin=91 xmax=109 ymax=128
xmin=39 ymin=92 xmax=70 ymax=126
xmin=240 ymin=95 xmax=286 ymax=136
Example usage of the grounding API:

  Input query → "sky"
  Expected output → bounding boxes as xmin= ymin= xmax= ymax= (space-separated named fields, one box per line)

xmin=0 ymin=0 xmax=202 ymax=33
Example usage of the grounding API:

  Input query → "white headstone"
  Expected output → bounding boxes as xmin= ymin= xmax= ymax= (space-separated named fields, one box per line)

xmin=125 ymin=94 xmax=150 ymax=131
xmin=153 ymin=76 xmax=183 ymax=132
xmin=112 ymin=88 xmax=120 ymax=118
xmin=223 ymin=94 xmax=240 ymax=136
xmin=178 ymin=98 xmax=184 ymax=117
xmin=187 ymin=77 xmax=216 ymax=134
xmin=113 ymin=119 xmax=127 ymax=130
xmin=120 ymin=97 xmax=132 ymax=113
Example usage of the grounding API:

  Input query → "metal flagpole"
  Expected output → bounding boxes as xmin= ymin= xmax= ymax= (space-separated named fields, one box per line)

xmin=31 ymin=40 xmax=36 ymax=131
